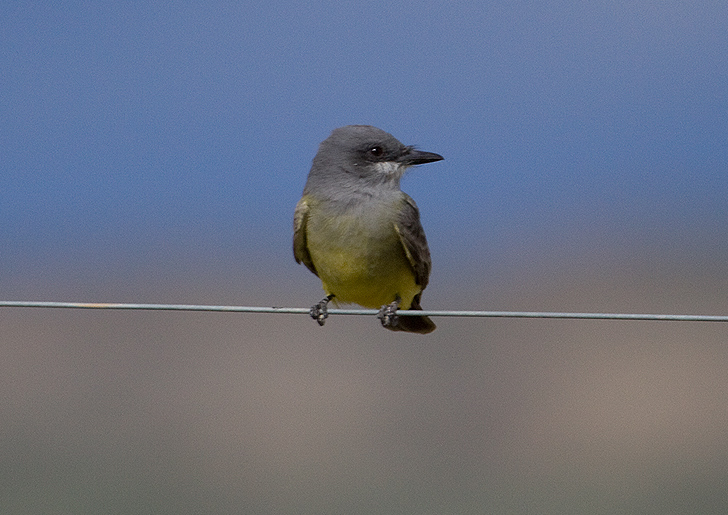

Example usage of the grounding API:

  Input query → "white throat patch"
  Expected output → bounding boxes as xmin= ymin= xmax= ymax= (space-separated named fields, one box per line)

xmin=373 ymin=161 xmax=407 ymax=177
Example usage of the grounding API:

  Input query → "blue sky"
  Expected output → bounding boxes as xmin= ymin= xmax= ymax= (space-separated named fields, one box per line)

xmin=3 ymin=1 xmax=727 ymax=301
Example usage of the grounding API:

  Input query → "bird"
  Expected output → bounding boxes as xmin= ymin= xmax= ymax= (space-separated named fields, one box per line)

xmin=293 ymin=125 xmax=443 ymax=334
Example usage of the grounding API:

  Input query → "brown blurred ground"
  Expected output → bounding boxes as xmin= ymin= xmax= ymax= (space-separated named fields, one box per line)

xmin=2 ymin=252 xmax=727 ymax=514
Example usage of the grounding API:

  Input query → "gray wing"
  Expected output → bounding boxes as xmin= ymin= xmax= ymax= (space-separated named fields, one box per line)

xmin=293 ymin=197 xmax=318 ymax=276
xmin=394 ymin=194 xmax=432 ymax=289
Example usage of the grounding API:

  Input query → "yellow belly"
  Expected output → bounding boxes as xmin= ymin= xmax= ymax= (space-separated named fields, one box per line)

xmin=306 ymin=209 xmax=420 ymax=309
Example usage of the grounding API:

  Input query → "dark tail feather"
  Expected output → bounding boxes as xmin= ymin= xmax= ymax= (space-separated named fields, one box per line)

xmin=388 ymin=294 xmax=436 ymax=334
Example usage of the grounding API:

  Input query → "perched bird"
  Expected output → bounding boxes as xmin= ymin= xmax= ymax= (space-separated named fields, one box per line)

xmin=293 ymin=125 xmax=443 ymax=333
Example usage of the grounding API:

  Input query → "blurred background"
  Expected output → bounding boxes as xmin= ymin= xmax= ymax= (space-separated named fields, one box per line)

xmin=2 ymin=2 xmax=727 ymax=513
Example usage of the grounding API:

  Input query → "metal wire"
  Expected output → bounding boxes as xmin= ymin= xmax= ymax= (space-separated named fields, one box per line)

xmin=1 ymin=300 xmax=726 ymax=322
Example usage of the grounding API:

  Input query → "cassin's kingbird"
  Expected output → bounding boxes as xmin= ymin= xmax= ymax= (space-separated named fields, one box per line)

xmin=293 ymin=125 xmax=443 ymax=334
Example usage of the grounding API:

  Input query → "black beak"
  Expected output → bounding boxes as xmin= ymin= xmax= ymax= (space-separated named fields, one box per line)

xmin=398 ymin=148 xmax=444 ymax=166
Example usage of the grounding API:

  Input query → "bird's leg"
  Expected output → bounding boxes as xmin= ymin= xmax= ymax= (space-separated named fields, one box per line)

xmin=310 ymin=294 xmax=335 ymax=326
xmin=377 ymin=295 xmax=401 ymax=329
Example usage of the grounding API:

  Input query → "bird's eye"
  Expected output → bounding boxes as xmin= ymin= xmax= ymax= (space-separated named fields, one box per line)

xmin=369 ymin=146 xmax=384 ymax=157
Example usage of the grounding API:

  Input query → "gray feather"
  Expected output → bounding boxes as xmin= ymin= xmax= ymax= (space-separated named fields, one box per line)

xmin=395 ymin=195 xmax=431 ymax=289
xmin=293 ymin=198 xmax=317 ymax=276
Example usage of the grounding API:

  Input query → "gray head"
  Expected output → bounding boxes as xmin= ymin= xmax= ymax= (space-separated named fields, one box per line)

xmin=304 ymin=125 xmax=443 ymax=195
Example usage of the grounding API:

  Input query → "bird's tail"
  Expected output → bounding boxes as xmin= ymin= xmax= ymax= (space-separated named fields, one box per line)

xmin=388 ymin=294 xmax=436 ymax=334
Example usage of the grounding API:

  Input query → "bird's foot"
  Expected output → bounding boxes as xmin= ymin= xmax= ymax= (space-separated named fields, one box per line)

xmin=310 ymin=294 xmax=335 ymax=326
xmin=377 ymin=296 xmax=401 ymax=330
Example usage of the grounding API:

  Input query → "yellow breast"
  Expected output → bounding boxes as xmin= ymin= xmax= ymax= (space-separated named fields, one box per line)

xmin=306 ymin=204 xmax=420 ymax=309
